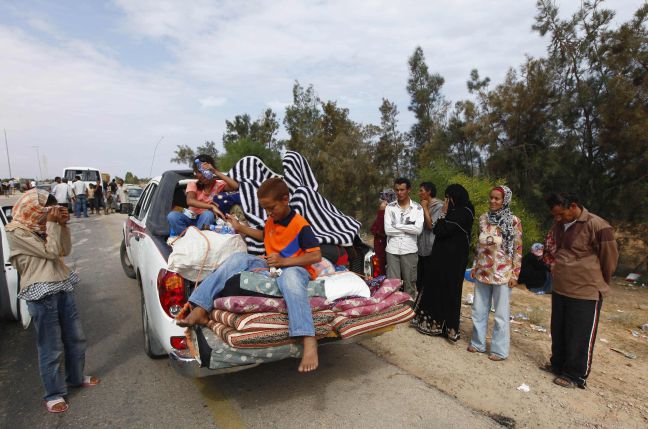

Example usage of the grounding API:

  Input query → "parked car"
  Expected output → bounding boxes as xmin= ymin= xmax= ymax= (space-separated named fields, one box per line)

xmin=0 ymin=205 xmax=30 ymax=328
xmin=120 ymin=169 xmax=383 ymax=377
xmin=119 ymin=185 xmax=143 ymax=214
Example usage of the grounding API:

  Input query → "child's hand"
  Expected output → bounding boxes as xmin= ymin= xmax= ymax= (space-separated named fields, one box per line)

xmin=226 ymin=214 xmax=241 ymax=231
xmin=210 ymin=204 xmax=224 ymax=219
xmin=265 ymin=253 xmax=284 ymax=268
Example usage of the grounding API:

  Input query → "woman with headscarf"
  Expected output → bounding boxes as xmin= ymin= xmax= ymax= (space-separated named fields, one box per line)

xmin=5 ymin=189 xmax=99 ymax=413
xmin=412 ymin=184 xmax=474 ymax=342
xmin=468 ymin=185 xmax=522 ymax=361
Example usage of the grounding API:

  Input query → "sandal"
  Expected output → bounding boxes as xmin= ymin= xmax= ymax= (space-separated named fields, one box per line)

xmin=69 ymin=375 xmax=101 ymax=388
xmin=81 ymin=375 xmax=100 ymax=387
xmin=44 ymin=398 xmax=69 ymax=413
xmin=446 ymin=329 xmax=460 ymax=343
xmin=553 ymin=376 xmax=576 ymax=389
xmin=488 ymin=354 xmax=506 ymax=361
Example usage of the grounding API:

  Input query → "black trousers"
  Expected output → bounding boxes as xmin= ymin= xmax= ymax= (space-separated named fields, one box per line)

xmin=550 ymin=292 xmax=603 ymax=388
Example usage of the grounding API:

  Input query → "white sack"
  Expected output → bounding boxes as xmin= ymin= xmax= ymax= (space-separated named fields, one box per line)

xmin=323 ymin=271 xmax=371 ymax=301
xmin=167 ymin=226 xmax=248 ymax=282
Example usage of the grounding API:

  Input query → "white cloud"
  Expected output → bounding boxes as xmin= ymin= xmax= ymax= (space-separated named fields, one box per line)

xmin=199 ymin=96 xmax=227 ymax=108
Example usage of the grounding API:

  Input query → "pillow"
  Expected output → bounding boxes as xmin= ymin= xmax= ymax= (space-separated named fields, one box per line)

xmin=323 ymin=272 xmax=370 ymax=301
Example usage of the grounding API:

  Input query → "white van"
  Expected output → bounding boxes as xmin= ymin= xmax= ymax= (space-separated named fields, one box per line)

xmin=63 ymin=167 xmax=102 ymax=189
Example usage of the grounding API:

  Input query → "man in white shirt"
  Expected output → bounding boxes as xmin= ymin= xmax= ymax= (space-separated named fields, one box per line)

xmin=52 ymin=178 xmax=75 ymax=210
xmin=71 ymin=176 xmax=88 ymax=218
xmin=384 ymin=177 xmax=424 ymax=298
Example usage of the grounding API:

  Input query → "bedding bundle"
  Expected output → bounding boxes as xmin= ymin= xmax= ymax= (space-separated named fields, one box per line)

xmin=205 ymin=276 xmax=415 ymax=348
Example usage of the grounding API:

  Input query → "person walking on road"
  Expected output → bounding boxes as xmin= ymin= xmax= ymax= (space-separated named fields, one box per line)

xmin=544 ymin=192 xmax=618 ymax=389
xmin=71 ymin=176 xmax=88 ymax=218
xmin=93 ymin=180 xmax=104 ymax=214
xmin=469 ymin=185 xmax=523 ymax=361
xmin=5 ymin=189 xmax=100 ymax=413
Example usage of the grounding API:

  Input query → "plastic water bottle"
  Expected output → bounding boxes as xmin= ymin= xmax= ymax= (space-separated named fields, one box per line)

xmin=209 ymin=219 xmax=234 ymax=234
xmin=194 ymin=159 xmax=214 ymax=180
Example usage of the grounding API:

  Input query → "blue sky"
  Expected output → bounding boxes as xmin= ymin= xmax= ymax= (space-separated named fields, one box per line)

xmin=0 ymin=0 xmax=643 ymax=179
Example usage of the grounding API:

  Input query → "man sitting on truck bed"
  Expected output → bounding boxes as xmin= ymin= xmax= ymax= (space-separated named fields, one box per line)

xmin=177 ymin=177 xmax=322 ymax=372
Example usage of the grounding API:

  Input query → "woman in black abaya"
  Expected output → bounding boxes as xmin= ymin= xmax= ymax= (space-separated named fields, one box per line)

xmin=412 ymin=184 xmax=474 ymax=342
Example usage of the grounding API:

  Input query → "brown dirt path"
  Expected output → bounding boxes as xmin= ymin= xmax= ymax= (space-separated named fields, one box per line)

xmin=361 ymin=280 xmax=648 ymax=428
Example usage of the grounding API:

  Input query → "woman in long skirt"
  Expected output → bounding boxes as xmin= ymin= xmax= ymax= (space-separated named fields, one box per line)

xmin=413 ymin=184 xmax=475 ymax=342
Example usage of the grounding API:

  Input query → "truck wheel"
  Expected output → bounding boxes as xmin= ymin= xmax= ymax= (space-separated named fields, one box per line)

xmin=140 ymin=281 xmax=166 ymax=359
xmin=120 ymin=240 xmax=136 ymax=279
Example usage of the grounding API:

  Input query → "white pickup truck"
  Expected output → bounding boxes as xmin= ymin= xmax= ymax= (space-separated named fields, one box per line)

xmin=120 ymin=168 xmax=405 ymax=377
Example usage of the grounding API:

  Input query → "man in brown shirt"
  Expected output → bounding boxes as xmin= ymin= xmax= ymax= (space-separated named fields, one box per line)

xmin=545 ymin=192 xmax=618 ymax=389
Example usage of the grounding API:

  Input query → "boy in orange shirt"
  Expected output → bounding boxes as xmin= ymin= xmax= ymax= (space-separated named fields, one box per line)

xmin=177 ymin=178 xmax=322 ymax=372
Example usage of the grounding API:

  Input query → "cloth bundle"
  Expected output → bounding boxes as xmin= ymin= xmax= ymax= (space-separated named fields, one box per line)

xmin=206 ymin=310 xmax=335 ymax=349
xmin=167 ymin=227 xmax=248 ymax=281
xmin=206 ymin=277 xmax=413 ymax=350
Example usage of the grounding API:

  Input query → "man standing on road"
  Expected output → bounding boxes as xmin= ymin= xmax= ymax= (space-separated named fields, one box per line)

xmin=72 ymin=176 xmax=88 ymax=218
xmin=384 ymin=177 xmax=424 ymax=298
xmin=52 ymin=178 xmax=74 ymax=210
xmin=545 ymin=192 xmax=618 ymax=389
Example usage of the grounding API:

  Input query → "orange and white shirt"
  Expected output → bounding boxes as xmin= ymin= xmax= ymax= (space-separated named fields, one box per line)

xmin=264 ymin=209 xmax=320 ymax=279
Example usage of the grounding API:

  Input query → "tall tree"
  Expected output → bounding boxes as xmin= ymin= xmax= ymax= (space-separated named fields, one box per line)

xmin=284 ymin=81 xmax=321 ymax=158
xmin=374 ymin=98 xmax=407 ymax=183
xmin=406 ymin=46 xmax=449 ymax=167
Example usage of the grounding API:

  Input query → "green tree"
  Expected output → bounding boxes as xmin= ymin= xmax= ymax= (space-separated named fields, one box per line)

xmin=124 ymin=171 xmax=140 ymax=184
xmin=374 ymin=98 xmax=407 ymax=184
xmin=284 ymin=81 xmax=322 ymax=158
xmin=406 ymin=46 xmax=449 ymax=168
xmin=170 ymin=145 xmax=196 ymax=166
xmin=219 ymin=137 xmax=283 ymax=173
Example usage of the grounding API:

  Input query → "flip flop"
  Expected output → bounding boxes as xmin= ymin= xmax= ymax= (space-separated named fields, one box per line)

xmin=553 ymin=376 xmax=576 ymax=389
xmin=44 ymin=398 xmax=69 ymax=413
xmin=81 ymin=375 xmax=100 ymax=387
xmin=488 ymin=354 xmax=506 ymax=361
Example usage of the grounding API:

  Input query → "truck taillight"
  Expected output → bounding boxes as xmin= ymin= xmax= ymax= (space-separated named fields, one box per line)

xmin=371 ymin=255 xmax=381 ymax=277
xmin=157 ymin=270 xmax=186 ymax=318
xmin=170 ymin=336 xmax=188 ymax=350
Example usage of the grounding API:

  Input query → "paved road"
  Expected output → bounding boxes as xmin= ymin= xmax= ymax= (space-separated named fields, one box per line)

xmin=0 ymin=203 xmax=499 ymax=428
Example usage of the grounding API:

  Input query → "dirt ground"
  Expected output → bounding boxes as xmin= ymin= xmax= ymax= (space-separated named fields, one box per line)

xmin=360 ymin=279 xmax=648 ymax=428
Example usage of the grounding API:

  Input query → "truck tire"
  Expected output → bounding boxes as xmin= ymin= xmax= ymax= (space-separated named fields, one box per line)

xmin=120 ymin=240 xmax=136 ymax=279
xmin=140 ymin=277 xmax=166 ymax=359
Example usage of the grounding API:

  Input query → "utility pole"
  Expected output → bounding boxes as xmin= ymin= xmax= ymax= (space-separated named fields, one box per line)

xmin=3 ymin=129 xmax=11 ymax=178
xmin=149 ymin=136 xmax=164 ymax=177
xmin=32 ymin=145 xmax=43 ymax=181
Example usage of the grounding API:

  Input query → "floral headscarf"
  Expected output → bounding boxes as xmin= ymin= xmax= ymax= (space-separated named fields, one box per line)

xmin=5 ymin=189 xmax=51 ymax=234
xmin=486 ymin=185 xmax=515 ymax=258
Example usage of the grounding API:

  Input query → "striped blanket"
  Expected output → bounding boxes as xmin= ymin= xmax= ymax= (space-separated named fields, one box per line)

xmin=227 ymin=151 xmax=360 ymax=254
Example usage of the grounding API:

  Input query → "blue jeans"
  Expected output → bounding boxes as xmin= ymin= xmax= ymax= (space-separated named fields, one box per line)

xmin=75 ymin=194 xmax=88 ymax=218
xmin=167 ymin=210 xmax=215 ymax=236
xmin=189 ymin=252 xmax=315 ymax=337
xmin=27 ymin=292 xmax=87 ymax=401
xmin=470 ymin=281 xmax=512 ymax=358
